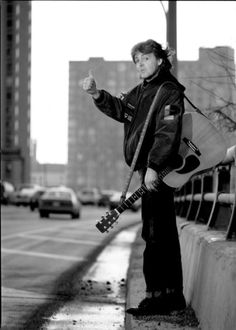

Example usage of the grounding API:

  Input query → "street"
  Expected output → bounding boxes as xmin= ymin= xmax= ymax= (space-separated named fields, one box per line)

xmin=1 ymin=204 xmax=141 ymax=329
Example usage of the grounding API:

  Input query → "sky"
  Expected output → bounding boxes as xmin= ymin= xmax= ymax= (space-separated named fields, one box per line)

xmin=31 ymin=1 xmax=236 ymax=164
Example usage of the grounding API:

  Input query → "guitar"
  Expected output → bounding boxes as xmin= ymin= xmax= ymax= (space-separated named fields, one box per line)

xmin=96 ymin=112 xmax=227 ymax=233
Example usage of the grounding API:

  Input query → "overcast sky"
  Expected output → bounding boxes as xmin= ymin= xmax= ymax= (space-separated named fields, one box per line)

xmin=31 ymin=1 xmax=236 ymax=164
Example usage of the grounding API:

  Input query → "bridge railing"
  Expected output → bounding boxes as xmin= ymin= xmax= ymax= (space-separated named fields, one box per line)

xmin=174 ymin=145 xmax=236 ymax=240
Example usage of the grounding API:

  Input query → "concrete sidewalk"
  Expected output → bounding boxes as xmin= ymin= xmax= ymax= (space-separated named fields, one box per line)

xmin=125 ymin=226 xmax=200 ymax=330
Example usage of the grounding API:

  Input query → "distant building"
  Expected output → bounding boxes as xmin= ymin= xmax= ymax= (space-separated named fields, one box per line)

xmin=67 ymin=47 xmax=236 ymax=191
xmin=1 ymin=1 xmax=32 ymax=185
xmin=30 ymin=140 xmax=66 ymax=187
xmin=31 ymin=162 xmax=66 ymax=187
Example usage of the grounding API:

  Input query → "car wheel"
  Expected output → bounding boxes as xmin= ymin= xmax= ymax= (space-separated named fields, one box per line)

xmin=71 ymin=212 xmax=80 ymax=219
xmin=39 ymin=211 xmax=49 ymax=218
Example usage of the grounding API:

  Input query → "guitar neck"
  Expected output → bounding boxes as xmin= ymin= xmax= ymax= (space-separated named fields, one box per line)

xmin=115 ymin=184 xmax=148 ymax=214
xmin=115 ymin=168 xmax=171 ymax=215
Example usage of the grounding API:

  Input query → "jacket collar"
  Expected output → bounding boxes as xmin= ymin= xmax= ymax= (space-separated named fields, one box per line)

xmin=142 ymin=69 xmax=185 ymax=92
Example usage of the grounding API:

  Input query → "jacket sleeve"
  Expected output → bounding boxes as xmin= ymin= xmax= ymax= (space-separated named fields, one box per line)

xmin=147 ymin=85 xmax=185 ymax=172
xmin=93 ymin=90 xmax=127 ymax=123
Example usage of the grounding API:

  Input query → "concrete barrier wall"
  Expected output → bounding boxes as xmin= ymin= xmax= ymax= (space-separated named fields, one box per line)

xmin=177 ymin=217 xmax=236 ymax=330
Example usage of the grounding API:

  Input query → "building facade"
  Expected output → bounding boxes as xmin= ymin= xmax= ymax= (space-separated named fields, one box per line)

xmin=67 ymin=47 xmax=235 ymax=192
xmin=31 ymin=163 xmax=66 ymax=187
xmin=1 ymin=1 xmax=31 ymax=185
xmin=30 ymin=140 xmax=66 ymax=187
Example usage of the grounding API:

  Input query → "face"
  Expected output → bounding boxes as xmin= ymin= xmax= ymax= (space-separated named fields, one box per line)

xmin=134 ymin=52 xmax=162 ymax=80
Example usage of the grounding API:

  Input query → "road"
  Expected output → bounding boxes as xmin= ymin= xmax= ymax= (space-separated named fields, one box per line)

xmin=1 ymin=204 xmax=141 ymax=329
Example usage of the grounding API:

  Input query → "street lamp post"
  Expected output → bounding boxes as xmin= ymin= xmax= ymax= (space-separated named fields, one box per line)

xmin=160 ymin=1 xmax=177 ymax=77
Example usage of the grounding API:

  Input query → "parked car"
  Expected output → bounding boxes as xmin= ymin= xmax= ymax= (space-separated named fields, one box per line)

xmin=38 ymin=186 xmax=81 ymax=219
xmin=29 ymin=188 xmax=47 ymax=211
xmin=109 ymin=191 xmax=141 ymax=212
xmin=11 ymin=183 xmax=43 ymax=206
xmin=77 ymin=187 xmax=101 ymax=205
xmin=98 ymin=189 xmax=117 ymax=207
xmin=0 ymin=181 xmax=15 ymax=205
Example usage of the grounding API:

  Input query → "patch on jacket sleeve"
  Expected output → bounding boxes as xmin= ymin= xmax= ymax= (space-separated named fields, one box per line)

xmin=164 ymin=104 xmax=180 ymax=120
xmin=124 ymin=102 xmax=135 ymax=122
xmin=118 ymin=92 xmax=127 ymax=100
xmin=127 ymin=102 xmax=135 ymax=110
xmin=124 ymin=113 xmax=133 ymax=122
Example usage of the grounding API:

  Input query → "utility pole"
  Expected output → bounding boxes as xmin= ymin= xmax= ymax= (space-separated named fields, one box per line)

xmin=166 ymin=1 xmax=177 ymax=77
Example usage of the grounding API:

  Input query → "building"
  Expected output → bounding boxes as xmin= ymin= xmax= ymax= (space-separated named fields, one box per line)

xmin=31 ymin=162 xmax=66 ymax=187
xmin=67 ymin=47 xmax=235 ymax=191
xmin=30 ymin=140 xmax=66 ymax=187
xmin=1 ymin=1 xmax=31 ymax=185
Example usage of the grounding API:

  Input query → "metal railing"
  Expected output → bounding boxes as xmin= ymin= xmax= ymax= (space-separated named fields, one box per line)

xmin=174 ymin=145 xmax=236 ymax=240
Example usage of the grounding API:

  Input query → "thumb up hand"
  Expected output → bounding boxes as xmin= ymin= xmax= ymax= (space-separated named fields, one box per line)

xmin=88 ymin=70 xmax=94 ymax=79
xmin=82 ymin=70 xmax=99 ymax=98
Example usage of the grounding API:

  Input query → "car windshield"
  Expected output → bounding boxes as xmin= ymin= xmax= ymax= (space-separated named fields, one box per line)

xmin=45 ymin=191 xmax=71 ymax=199
xmin=18 ymin=184 xmax=36 ymax=191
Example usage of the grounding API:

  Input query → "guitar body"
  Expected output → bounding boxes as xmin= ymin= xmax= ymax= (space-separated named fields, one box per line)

xmin=96 ymin=112 xmax=227 ymax=233
xmin=163 ymin=112 xmax=227 ymax=188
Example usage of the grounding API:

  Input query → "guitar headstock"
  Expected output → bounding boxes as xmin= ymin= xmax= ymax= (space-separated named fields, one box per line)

xmin=96 ymin=209 xmax=119 ymax=233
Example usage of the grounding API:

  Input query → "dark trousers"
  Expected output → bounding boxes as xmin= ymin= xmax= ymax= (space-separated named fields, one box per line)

xmin=141 ymin=183 xmax=183 ymax=293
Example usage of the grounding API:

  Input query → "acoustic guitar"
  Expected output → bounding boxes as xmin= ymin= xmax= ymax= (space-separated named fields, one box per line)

xmin=96 ymin=112 xmax=227 ymax=233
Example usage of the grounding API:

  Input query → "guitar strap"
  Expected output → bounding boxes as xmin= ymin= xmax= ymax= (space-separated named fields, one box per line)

xmin=183 ymin=94 xmax=207 ymax=117
xmin=120 ymin=81 xmax=170 ymax=202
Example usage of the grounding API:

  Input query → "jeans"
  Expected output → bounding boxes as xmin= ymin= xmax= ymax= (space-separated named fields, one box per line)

xmin=141 ymin=181 xmax=183 ymax=293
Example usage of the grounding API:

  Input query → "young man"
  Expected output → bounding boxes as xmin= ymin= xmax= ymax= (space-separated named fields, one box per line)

xmin=82 ymin=39 xmax=186 ymax=315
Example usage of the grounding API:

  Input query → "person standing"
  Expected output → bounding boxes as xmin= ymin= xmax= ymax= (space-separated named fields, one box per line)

xmin=82 ymin=39 xmax=186 ymax=315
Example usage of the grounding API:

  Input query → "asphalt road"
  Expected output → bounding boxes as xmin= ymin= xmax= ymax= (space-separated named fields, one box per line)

xmin=1 ymin=204 xmax=140 ymax=329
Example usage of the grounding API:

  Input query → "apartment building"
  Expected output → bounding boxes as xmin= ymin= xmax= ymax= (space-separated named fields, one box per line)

xmin=1 ymin=0 xmax=31 ymax=185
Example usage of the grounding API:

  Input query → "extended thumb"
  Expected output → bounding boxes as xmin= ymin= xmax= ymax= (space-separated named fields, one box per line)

xmin=88 ymin=70 xmax=94 ymax=78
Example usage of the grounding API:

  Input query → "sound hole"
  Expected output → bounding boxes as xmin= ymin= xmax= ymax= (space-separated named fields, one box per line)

xmin=176 ymin=155 xmax=200 ymax=174
xmin=171 ymin=155 xmax=184 ymax=169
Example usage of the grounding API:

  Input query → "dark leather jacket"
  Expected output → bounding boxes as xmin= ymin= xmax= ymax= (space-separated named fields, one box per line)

xmin=94 ymin=69 xmax=185 ymax=172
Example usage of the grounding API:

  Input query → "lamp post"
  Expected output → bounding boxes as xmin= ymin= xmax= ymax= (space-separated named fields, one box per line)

xmin=160 ymin=1 xmax=177 ymax=77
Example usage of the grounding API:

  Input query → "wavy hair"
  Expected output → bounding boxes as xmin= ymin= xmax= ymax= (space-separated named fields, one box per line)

xmin=131 ymin=39 xmax=175 ymax=70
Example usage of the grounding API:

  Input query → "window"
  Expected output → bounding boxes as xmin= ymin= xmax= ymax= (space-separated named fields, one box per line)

xmin=14 ymin=120 xmax=19 ymax=131
xmin=15 ymin=19 xmax=20 ymax=30
xmin=15 ymin=33 xmax=20 ymax=44
xmin=7 ymin=4 xmax=14 ymax=15
xmin=7 ymin=33 xmax=13 ymax=42
xmin=15 ymin=47 xmax=20 ymax=58
xmin=16 ymin=4 xmax=20 ymax=15
xmin=14 ymin=105 xmax=19 ymax=116
xmin=14 ymin=91 xmax=19 ymax=102
xmin=7 ymin=19 xmax=13 ymax=28
xmin=7 ymin=62 xmax=13 ymax=75
xmin=15 ymin=62 xmax=20 ymax=73
xmin=15 ymin=77 xmax=19 ymax=87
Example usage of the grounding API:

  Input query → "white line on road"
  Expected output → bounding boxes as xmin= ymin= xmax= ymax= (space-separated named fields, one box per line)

xmin=1 ymin=248 xmax=86 ymax=262
xmin=1 ymin=225 xmax=100 ymax=241
xmin=1 ymin=226 xmax=70 ymax=241
xmin=16 ymin=233 xmax=98 ymax=246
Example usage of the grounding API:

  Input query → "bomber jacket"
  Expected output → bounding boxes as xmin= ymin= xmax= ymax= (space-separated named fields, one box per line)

xmin=93 ymin=68 xmax=186 ymax=172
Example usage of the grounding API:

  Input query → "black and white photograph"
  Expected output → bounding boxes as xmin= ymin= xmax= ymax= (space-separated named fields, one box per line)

xmin=1 ymin=1 xmax=236 ymax=329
